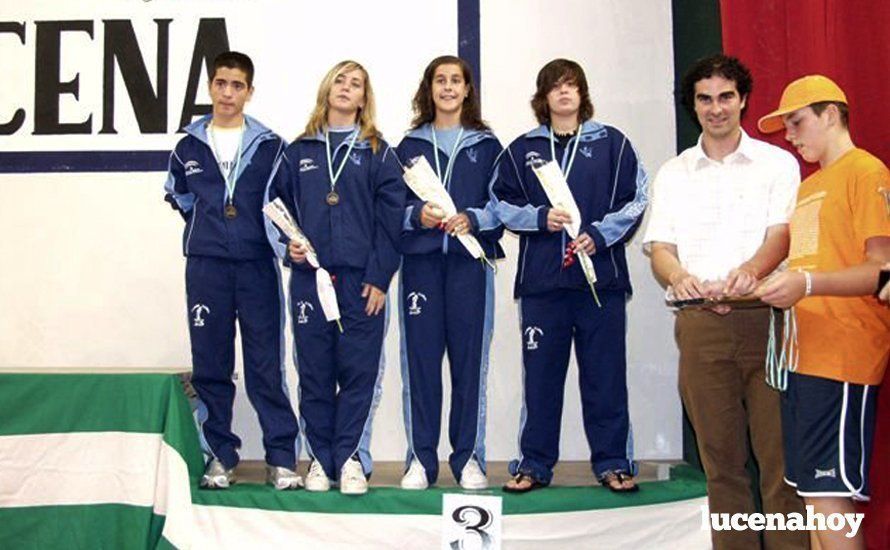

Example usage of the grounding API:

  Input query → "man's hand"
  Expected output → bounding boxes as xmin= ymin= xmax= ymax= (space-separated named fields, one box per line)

xmin=756 ymin=271 xmax=807 ymax=309
xmin=443 ymin=213 xmax=471 ymax=237
xmin=362 ymin=283 xmax=386 ymax=316
xmin=288 ymin=241 xmax=308 ymax=264
xmin=702 ymin=279 xmax=731 ymax=315
xmin=419 ymin=202 xmax=446 ymax=229
xmin=546 ymin=207 xmax=572 ymax=232
xmin=669 ymin=270 xmax=706 ymax=300
xmin=724 ymin=266 xmax=759 ymax=296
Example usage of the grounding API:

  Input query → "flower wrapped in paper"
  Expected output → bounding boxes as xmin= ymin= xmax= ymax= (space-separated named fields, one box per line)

xmin=264 ymin=198 xmax=342 ymax=331
xmin=530 ymin=159 xmax=600 ymax=305
xmin=402 ymin=155 xmax=494 ymax=269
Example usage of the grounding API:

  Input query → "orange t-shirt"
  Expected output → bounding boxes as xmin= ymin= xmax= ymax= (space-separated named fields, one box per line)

xmin=787 ymin=148 xmax=890 ymax=385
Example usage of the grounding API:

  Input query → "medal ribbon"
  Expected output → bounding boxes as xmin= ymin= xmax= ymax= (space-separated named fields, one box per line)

xmin=208 ymin=120 xmax=245 ymax=206
xmin=549 ymin=125 xmax=582 ymax=180
xmin=431 ymin=126 xmax=465 ymax=188
xmin=325 ymin=128 xmax=359 ymax=194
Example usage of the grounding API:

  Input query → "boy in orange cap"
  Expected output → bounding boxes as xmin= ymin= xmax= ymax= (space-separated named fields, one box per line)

xmin=757 ymin=75 xmax=890 ymax=549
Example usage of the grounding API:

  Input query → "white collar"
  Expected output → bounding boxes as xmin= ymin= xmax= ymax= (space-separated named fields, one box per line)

xmin=689 ymin=129 xmax=755 ymax=169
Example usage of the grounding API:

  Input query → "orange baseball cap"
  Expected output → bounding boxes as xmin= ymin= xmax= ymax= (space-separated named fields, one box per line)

xmin=757 ymin=75 xmax=848 ymax=134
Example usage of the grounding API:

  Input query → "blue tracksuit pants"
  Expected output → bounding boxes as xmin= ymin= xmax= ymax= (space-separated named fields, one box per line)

xmin=186 ymin=256 xmax=299 ymax=469
xmin=289 ymin=267 xmax=386 ymax=480
xmin=509 ymin=289 xmax=634 ymax=484
xmin=399 ymin=253 xmax=494 ymax=484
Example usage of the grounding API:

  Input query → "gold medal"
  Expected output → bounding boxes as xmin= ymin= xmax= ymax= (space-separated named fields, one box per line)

xmin=326 ymin=191 xmax=340 ymax=206
xmin=224 ymin=204 xmax=238 ymax=219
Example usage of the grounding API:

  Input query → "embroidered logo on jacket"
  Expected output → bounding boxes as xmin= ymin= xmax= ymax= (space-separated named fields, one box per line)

xmin=466 ymin=148 xmax=478 ymax=163
xmin=407 ymin=292 xmax=427 ymax=316
xmin=524 ymin=326 xmax=544 ymax=350
xmin=296 ymin=301 xmax=314 ymax=324
xmin=299 ymin=158 xmax=319 ymax=172
xmin=191 ymin=304 xmax=210 ymax=327
xmin=184 ymin=160 xmax=203 ymax=176
xmin=524 ymin=151 xmax=543 ymax=168
xmin=579 ymin=146 xmax=593 ymax=159
xmin=349 ymin=152 xmax=362 ymax=166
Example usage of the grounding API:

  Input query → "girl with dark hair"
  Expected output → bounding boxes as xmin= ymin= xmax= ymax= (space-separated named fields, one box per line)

xmin=267 ymin=60 xmax=404 ymax=495
xmin=492 ymin=58 xmax=649 ymax=493
xmin=396 ymin=55 xmax=504 ymax=490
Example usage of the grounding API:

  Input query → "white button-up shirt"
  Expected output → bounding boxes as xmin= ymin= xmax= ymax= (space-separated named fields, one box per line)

xmin=643 ymin=130 xmax=800 ymax=281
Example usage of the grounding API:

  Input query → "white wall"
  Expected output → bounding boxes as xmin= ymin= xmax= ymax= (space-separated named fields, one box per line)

xmin=0 ymin=0 xmax=682 ymax=464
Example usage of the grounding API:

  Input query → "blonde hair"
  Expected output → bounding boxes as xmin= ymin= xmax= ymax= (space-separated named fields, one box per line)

xmin=302 ymin=60 xmax=380 ymax=152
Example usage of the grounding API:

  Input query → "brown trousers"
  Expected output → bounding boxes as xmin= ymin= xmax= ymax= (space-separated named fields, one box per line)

xmin=677 ymin=308 xmax=806 ymax=550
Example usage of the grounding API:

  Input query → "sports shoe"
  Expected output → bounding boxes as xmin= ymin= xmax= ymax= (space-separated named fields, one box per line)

xmin=339 ymin=458 xmax=368 ymax=495
xmin=200 ymin=458 xmax=235 ymax=489
xmin=459 ymin=458 xmax=488 ymax=490
xmin=266 ymin=465 xmax=303 ymax=490
xmin=400 ymin=458 xmax=429 ymax=490
xmin=304 ymin=460 xmax=331 ymax=492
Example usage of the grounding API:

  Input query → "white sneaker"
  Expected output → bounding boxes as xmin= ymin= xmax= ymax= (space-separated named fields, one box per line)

xmin=200 ymin=458 xmax=235 ymax=489
xmin=266 ymin=465 xmax=303 ymax=490
xmin=459 ymin=458 xmax=488 ymax=490
xmin=339 ymin=458 xmax=368 ymax=495
xmin=400 ymin=458 xmax=429 ymax=490
xmin=305 ymin=460 xmax=331 ymax=492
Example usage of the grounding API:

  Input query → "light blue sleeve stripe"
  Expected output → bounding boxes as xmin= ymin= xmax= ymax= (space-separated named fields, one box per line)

xmin=591 ymin=140 xmax=649 ymax=246
xmin=263 ymin=153 xmax=288 ymax=260
xmin=403 ymin=205 xmax=415 ymax=231
xmin=466 ymin=202 xmax=500 ymax=232
xmin=493 ymin=201 xmax=542 ymax=231
xmin=164 ymin=151 xmax=195 ymax=212
xmin=491 ymin=147 xmax=542 ymax=231
xmin=466 ymin=169 xmax=504 ymax=232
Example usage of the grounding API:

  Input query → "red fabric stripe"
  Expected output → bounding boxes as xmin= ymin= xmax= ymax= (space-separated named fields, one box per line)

xmin=721 ymin=0 xmax=890 ymax=176
xmin=720 ymin=2 xmax=890 ymax=547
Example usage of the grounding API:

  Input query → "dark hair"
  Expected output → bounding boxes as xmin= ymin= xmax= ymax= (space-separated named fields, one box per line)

xmin=810 ymin=101 xmax=850 ymax=129
xmin=530 ymin=59 xmax=594 ymax=125
xmin=410 ymin=55 xmax=488 ymax=131
xmin=680 ymin=54 xmax=752 ymax=120
xmin=212 ymin=51 xmax=255 ymax=87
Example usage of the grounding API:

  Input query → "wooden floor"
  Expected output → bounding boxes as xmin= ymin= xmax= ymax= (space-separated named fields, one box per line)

xmin=237 ymin=460 xmax=673 ymax=487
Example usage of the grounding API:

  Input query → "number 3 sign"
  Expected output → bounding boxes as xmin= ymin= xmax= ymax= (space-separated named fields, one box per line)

xmin=442 ymin=494 xmax=503 ymax=550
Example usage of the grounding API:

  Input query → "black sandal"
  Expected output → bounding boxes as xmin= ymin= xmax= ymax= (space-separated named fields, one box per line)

xmin=503 ymin=473 xmax=546 ymax=494
xmin=599 ymin=470 xmax=639 ymax=493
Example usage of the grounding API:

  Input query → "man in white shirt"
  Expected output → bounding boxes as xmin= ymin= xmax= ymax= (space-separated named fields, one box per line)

xmin=644 ymin=55 xmax=805 ymax=549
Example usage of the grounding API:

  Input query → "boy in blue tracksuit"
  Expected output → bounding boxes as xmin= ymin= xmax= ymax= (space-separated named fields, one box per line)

xmin=267 ymin=60 xmax=405 ymax=495
xmin=396 ymin=56 xmax=504 ymax=491
xmin=493 ymin=59 xmax=648 ymax=493
xmin=163 ymin=52 xmax=301 ymax=490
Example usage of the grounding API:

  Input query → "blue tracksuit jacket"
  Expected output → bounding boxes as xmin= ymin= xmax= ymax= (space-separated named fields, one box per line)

xmin=492 ymin=120 xmax=648 ymax=297
xmin=164 ymin=114 xmax=285 ymax=260
xmin=268 ymin=131 xmax=404 ymax=290
xmin=396 ymin=124 xmax=505 ymax=259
